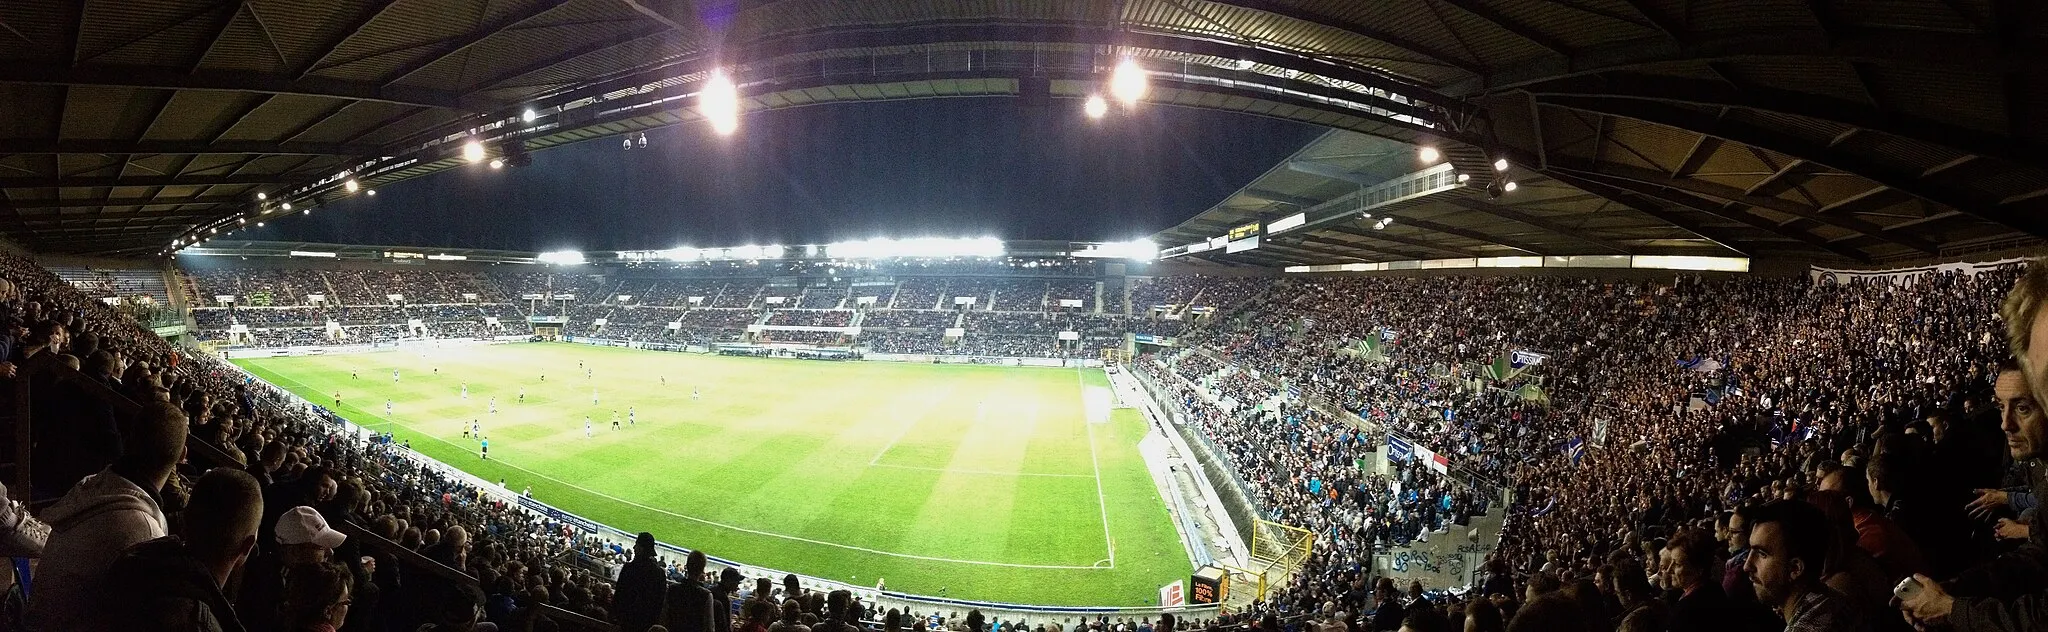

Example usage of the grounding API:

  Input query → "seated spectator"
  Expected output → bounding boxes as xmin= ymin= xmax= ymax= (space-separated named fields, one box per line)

xmin=239 ymin=506 xmax=348 ymax=632
xmin=28 ymin=400 xmax=188 ymax=631
xmin=101 ymin=467 xmax=265 ymax=631
xmin=1745 ymin=500 xmax=1863 ymax=630
xmin=277 ymin=562 xmax=352 ymax=632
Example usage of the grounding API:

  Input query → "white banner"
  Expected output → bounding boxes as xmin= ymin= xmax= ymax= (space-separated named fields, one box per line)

xmin=617 ymin=295 xmax=633 ymax=302
xmin=555 ymin=294 xmax=576 ymax=301
xmin=688 ymin=296 xmax=706 ymax=304
xmin=766 ymin=296 xmax=787 ymax=304
xmin=484 ymin=317 xmax=500 ymax=326
xmin=307 ymin=294 xmax=324 ymax=303
xmin=667 ymin=321 xmax=682 ymax=330
xmin=954 ymin=296 xmax=977 ymax=305
xmin=1059 ymin=298 xmax=1084 ymax=308
xmin=229 ymin=324 xmax=249 ymax=334
xmin=1058 ymin=331 xmax=1080 ymax=340
xmin=594 ymin=318 xmax=609 ymax=326
xmin=856 ymin=296 xmax=878 ymax=305
xmin=215 ymin=295 xmax=235 ymax=304
xmin=944 ymin=327 xmax=965 ymax=337
xmin=407 ymin=319 xmax=423 ymax=327
xmin=522 ymin=293 xmax=545 ymax=300
xmin=1160 ymin=580 xmax=1184 ymax=607
xmin=462 ymin=293 xmax=479 ymax=301
xmin=386 ymin=294 xmax=404 ymax=302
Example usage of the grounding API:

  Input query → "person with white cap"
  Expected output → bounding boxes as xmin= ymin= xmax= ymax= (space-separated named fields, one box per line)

xmin=237 ymin=506 xmax=347 ymax=632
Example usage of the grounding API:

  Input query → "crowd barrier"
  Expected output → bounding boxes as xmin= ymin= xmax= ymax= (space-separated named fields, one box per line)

xmin=214 ymin=341 xmax=1218 ymax=619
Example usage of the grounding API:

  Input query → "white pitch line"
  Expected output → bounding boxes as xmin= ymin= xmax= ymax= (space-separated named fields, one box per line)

xmin=1082 ymin=369 xmax=1117 ymax=568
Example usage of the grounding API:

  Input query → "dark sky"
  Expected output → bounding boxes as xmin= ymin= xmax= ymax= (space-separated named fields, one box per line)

xmin=242 ymin=98 xmax=1324 ymax=251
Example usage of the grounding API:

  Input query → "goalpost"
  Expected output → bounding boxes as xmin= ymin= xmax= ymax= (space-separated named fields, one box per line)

xmin=1221 ymin=519 xmax=1315 ymax=610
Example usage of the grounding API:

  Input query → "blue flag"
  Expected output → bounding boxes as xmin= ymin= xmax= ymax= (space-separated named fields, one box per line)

xmin=1565 ymin=436 xmax=1585 ymax=466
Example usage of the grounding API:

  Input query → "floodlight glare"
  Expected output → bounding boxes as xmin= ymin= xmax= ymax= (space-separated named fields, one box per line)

xmin=463 ymin=140 xmax=487 ymax=163
xmin=255 ymin=192 xmax=267 ymax=201
xmin=1109 ymin=58 xmax=1148 ymax=104
xmin=344 ymin=179 xmax=360 ymax=193
xmin=1502 ymin=180 xmax=1519 ymax=192
xmin=366 ymin=189 xmax=376 ymax=196
xmin=489 ymin=158 xmax=504 ymax=169
xmin=1084 ymin=95 xmax=1108 ymax=119
xmin=522 ymin=109 xmax=537 ymax=123
xmin=282 ymin=202 xmax=293 ymax=210
xmin=1492 ymin=157 xmax=1510 ymax=171
xmin=1234 ymin=59 xmax=1255 ymax=70
xmin=1418 ymin=146 xmax=1441 ymax=163
xmin=537 ymin=250 xmax=586 ymax=265
xmin=701 ymin=70 xmax=741 ymax=136
xmin=1457 ymin=173 xmax=1471 ymax=183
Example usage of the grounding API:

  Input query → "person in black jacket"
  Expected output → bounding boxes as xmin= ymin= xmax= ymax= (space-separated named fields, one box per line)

xmin=614 ymin=532 xmax=668 ymax=632
xmin=1368 ymin=578 xmax=1405 ymax=631
xmin=101 ymin=467 xmax=264 ymax=632
xmin=1662 ymin=528 xmax=1761 ymax=632
xmin=665 ymin=549 xmax=715 ymax=632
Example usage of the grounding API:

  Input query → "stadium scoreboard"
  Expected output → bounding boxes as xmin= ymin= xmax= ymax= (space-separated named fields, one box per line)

xmin=1225 ymin=221 xmax=1262 ymax=254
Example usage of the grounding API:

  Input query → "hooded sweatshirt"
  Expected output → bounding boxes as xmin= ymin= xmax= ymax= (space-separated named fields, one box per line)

xmin=26 ymin=466 xmax=168 ymax=631
xmin=102 ymin=535 xmax=247 ymax=632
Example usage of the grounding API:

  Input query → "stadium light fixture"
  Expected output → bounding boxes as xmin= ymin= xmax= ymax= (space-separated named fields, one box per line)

xmin=281 ymin=201 xmax=293 ymax=210
xmin=1456 ymin=173 xmax=1470 ymax=183
xmin=366 ymin=189 xmax=376 ymax=196
xmin=1083 ymin=95 xmax=1108 ymax=119
xmin=255 ymin=192 xmax=267 ymax=201
xmin=522 ymin=109 xmax=537 ymax=124
xmin=1109 ymin=58 xmax=1148 ymax=105
xmin=701 ymin=70 xmax=741 ymax=136
xmin=344 ymin=179 xmax=360 ymax=193
xmin=1502 ymin=181 xmax=1518 ymax=192
xmin=1418 ymin=146 xmax=1440 ymax=164
xmin=256 ymin=222 xmax=264 ymax=227
xmin=761 ymin=245 xmax=786 ymax=259
xmin=538 ymin=250 xmax=586 ymax=265
xmin=489 ymin=158 xmax=504 ymax=169
xmin=463 ymin=139 xmax=487 ymax=163
xmin=1492 ymin=157 xmax=1510 ymax=172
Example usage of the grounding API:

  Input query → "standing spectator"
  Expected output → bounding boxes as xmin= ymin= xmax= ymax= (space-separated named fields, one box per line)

xmin=100 ymin=467 xmax=265 ymax=631
xmin=665 ymin=550 xmax=715 ymax=632
xmin=615 ymin=532 xmax=668 ymax=632
xmin=28 ymin=401 xmax=187 ymax=631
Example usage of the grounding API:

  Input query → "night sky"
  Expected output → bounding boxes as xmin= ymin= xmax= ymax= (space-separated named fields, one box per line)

xmin=241 ymin=98 xmax=1324 ymax=251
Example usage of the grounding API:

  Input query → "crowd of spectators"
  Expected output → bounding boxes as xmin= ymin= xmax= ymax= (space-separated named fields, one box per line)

xmin=992 ymin=279 xmax=1049 ymax=311
xmin=860 ymin=310 xmax=957 ymax=329
xmin=890 ymin=279 xmax=946 ymax=310
xmin=764 ymin=310 xmax=854 ymax=327
xmin=798 ymin=285 xmax=850 ymax=309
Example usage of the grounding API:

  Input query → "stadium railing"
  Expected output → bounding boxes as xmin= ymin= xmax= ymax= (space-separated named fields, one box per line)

xmin=213 ymin=345 xmax=1220 ymax=620
xmin=11 ymin=352 xmax=616 ymax=631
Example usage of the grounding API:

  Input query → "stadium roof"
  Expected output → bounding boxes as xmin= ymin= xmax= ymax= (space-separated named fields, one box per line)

xmin=2 ymin=0 xmax=2044 ymax=264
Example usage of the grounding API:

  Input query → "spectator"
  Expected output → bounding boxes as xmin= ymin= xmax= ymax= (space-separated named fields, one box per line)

xmin=277 ymin=562 xmax=352 ymax=632
xmin=239 ymin=506 xmax=347 ymax=632
xmin=28 ymin=400 xmax=188 ymax=631
xmin=615 ymin=532 xmax=668 ymax=632
xmin=1744 ymin=500 xmax=1861 ymax=631
xmin=665 ymin=550 xmax=715 ymax=632
xmin=101 ymin=467 xmax=264 ymax=631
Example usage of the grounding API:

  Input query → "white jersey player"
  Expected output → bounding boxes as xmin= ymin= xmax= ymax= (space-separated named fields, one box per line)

xmin=584 ymin=417 xmax=592 ymax=438
xmin=591 ymin=390 xmax=599 ymax=405
xmin=393 ymin=369 xmax=400 ymax=382
xmin=488 ymin=397 xmax=497 ymax=414
xmin=384 ymin=399 xmax=393 ymax=416
xmin=692 ymin=387 xmax=700 ymax=401
xmin=628 ymin=407 xmax=635 ymax=425
xmin=461 ymin=383 xmax=468 ymax=399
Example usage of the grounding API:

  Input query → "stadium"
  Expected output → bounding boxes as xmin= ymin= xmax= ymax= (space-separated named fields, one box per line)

xmin=2 ymin=1 xmax=2047 ymax=632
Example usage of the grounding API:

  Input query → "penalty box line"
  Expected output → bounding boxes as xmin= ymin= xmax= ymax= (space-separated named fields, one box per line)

xmin=397 ymin=418 xmax=1115 ymax=571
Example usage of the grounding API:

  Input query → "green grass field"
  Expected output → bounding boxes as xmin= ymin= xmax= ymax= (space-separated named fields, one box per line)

xmin=234 ymin=343 xmax=1188 ymax=605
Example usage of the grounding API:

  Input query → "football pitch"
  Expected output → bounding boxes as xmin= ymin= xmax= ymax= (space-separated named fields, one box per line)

xmin=233 ymin=343 xmax=1189 ymax=605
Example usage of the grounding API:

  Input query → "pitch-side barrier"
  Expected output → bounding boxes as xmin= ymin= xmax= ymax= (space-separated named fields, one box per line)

xmin=212 ymin=341 xmax=1214 ymax=619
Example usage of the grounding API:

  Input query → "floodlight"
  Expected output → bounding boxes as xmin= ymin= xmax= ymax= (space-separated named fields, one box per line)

xmin=344 ymin=179 xmax=360 ymax=193
xmin=522 ymin=109 xmax=537 ymax=123
xmin=1084 ymin=95 xmax=1108 ymax=119
xmin=1492 ymin=157 xmax=1509 ymax=171
xmin=761 ymin=245 xmax=786 ymax=259
xmin=366 ymin=189 xmax=376 ymax=196
xmin=701 ymin=70 xmax=741 ymax=135
xmin=1109 ymin=58 xmax=1148 ymax=104
xmin=538 ymin=250 xmax=586 ymax=265
xmin=1502 ymin=180 xmax=1518 ymax=192
xmin=255 ymin=192 xmax=267 ymax=201
xmin=256 ymin=222 xmax=264 ymax=227
xmin=489 ymin=158 xmax=504 ymax=169
xmin=463 ymin=139 xmax=487 ymax=163
xmin=1457 ymin=173 xmax=1470 ymax=183
xmin=281 ymin=201 xmax=293 ymax=210
xmin=1418 ymin=146 xmax=1440 ymax=163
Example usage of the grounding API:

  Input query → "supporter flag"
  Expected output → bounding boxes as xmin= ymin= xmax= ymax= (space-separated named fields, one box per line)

xmin=1387 ymin=436 xmax=1413 ymax=463
xmin=1565 ymin=437 xmax=1585 ymax=466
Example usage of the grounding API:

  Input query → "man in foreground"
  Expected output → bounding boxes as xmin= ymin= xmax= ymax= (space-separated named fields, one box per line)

xmin=1745 ymin=500 xmax=1863 ymax=631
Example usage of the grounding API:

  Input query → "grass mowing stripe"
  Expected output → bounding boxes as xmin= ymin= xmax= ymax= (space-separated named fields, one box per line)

xmin=238 ymin=344 xmax=1188 ymax=604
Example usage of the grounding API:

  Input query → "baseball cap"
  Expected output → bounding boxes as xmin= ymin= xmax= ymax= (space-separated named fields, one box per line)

xmin=277 ymin=506 xmax=347 ymax=548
